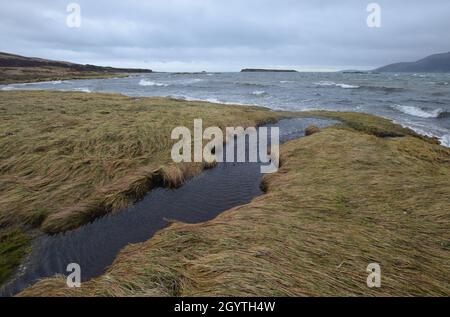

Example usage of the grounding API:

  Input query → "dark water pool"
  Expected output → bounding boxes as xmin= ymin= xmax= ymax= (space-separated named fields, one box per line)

xmin=0 ymin=118 xmax=338 ymax=296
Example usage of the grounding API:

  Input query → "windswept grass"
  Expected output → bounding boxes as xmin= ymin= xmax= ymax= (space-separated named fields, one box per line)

xmin=20 ymin=111 xmax=450 ymax=297
xmin=0 ymin=90 xmax=281 ymax=285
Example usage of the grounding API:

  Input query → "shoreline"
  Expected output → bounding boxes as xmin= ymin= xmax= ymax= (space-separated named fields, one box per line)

xmin=1 ymin=75 xmax=449 ymax=148
xmin=0 ymin=73 xmax=131 ymax=86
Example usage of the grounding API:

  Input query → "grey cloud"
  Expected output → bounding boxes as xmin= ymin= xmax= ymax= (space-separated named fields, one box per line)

xmin=0 ymin=0 xmax=449 ymax=71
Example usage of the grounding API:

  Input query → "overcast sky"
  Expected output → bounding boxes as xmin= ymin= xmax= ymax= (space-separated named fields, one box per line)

xmin=0 ymin=0 xmax=449 ymax=71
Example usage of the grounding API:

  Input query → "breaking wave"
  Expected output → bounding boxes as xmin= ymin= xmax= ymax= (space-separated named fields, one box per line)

xmin=167 ymin=94 xmax=253 ymax=106
xmin=139 ymin=79 xmax=169 ymax=87
xmin=316 ymin=81 xmax=406 ymax=92
xmin=392 ymin=105 xmax=449 ymax=119
xmin=1 ymin=86 xmax=17 ymax=91
xmin=336 ymin=83 xmax=360 ymax=89
xmin=251 ymin=90 xmax=268 ymax=96
xmin=314 ymin=81 xmax=360 ymax=89
xmin=72 ymin=88 xmax=92 ymax=93
xmin=234 ymin=82 xmax=269 ymax=88
xmin=361 ymin=85 xmax=406 ymax=93
xmin=440 ymin=134 xmax=450 ymax=147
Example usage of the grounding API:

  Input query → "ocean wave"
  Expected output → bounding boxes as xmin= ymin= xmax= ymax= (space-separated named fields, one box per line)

xmin=438 ymin=111 xmax=450 ymax=119
xmin=72 ymin=88 xmax=92 ymax=93
xmin=395 ymin=122 xmax=450 ymax=148
xmin=35 ymin=80 xmax=63 ymax=85
xmin=167 ymin=94 xmax=254 ymax=106
xmin=361 ymin=86 xmax=405 ymax=93
xmin=314 ymin=81 xmax=360 ymax=89
xmin=1 ymin=80 xmax=63 ymax=90
xmin=179 ymin=78 xmax=204 ymax=85
xmin=251 ymin=90 xmax=268 ymax=96
xmin=336 ymin=83 xmax=360 ymax=89
xmin=139 ymin=79 xmax=169 ymax=87
xmin=205 ymin=98 xmax=221 ymax=103
xmin=1 ymin=86 xmax=17 ymax=91
xmin=314 ymin=81 xmax=335 ymax=87
xmin=440 ymin=134 xmax=450 ymax=147
xmin=234 ymin=82 xmax=269 ymax=88
xmin=391 ymin=105 xmax=449 ymax=119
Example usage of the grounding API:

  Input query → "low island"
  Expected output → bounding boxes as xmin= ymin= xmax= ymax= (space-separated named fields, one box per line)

xmin=241 ymin=68 xmax=298 ymax=73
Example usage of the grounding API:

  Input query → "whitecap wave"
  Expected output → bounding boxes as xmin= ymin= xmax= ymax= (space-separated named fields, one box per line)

xmin=392 ymin=105 xmax=446 ymax=118
xmin=73 ymin=88 xmax=91 ymax=93
xmin=139 ymin=79 xmax=169 ymax=87
xmin=314 ymin=81 xmax=359 ymax=89
xmin=251 ymin=90 xmax=268 ymax=96
xmin=1 ymin=86 xmax=17 ymax=91
xmin=168 ymin=94 xmax=255 ymax=106
xmin=233 ymin=81 xmax=268 ymax=88
xmin=335 ymin=83 xmax=360 ymax=89
xmin=314 ymin=81 xmax=336 ymax=87
xmin=206 ymin=97 xmax=221 ymax=103
xmin=394 ymin=120 xmax=450 ymax=148
xmin=440 ymin=134 xmax=450 ymax=147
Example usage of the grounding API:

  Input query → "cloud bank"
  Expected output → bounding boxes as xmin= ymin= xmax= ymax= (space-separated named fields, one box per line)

xmin=0 ymin=0 xmax=449 ymax=71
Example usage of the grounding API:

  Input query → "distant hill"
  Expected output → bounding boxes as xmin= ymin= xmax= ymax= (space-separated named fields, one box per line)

xmin=375 ymin=52 xmax=450 ymax=73
xmin=0 ymin=52 xmax=152 ymax=73
xmin=241 ymin=68 xmax=298 ymax=73
xmin=0 ymin=52 xmax=152 ymax=84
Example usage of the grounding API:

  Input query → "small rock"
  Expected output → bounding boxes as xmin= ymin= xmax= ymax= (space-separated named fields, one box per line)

xmin=305 ymin=125 xmax=320 ymax=136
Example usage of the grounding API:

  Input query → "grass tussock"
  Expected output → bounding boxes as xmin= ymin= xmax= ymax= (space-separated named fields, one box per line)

xmin=0 ymin=90 xmax=281 ymax=284
xmin=20 ymin=111 xmax=450 ymax=297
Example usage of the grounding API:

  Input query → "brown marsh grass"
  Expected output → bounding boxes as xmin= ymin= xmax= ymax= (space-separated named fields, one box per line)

xmin=19 ymin=108 xmax=450 ymax=296
xmin=0 ymin=90 xmax=281 ymax=285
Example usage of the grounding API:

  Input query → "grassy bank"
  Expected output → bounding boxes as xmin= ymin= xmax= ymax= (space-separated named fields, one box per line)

xmin=19 ymin=110 xmax=450 ymax=296
xmin=0 ymin=90 xmax=281 ymax=286
xmin=0 ymin=67 xmax=128 ymax=85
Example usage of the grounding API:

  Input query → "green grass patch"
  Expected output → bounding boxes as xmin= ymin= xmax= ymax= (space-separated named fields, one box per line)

xmin=0 ymin=229 xmax=30 ymax=286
